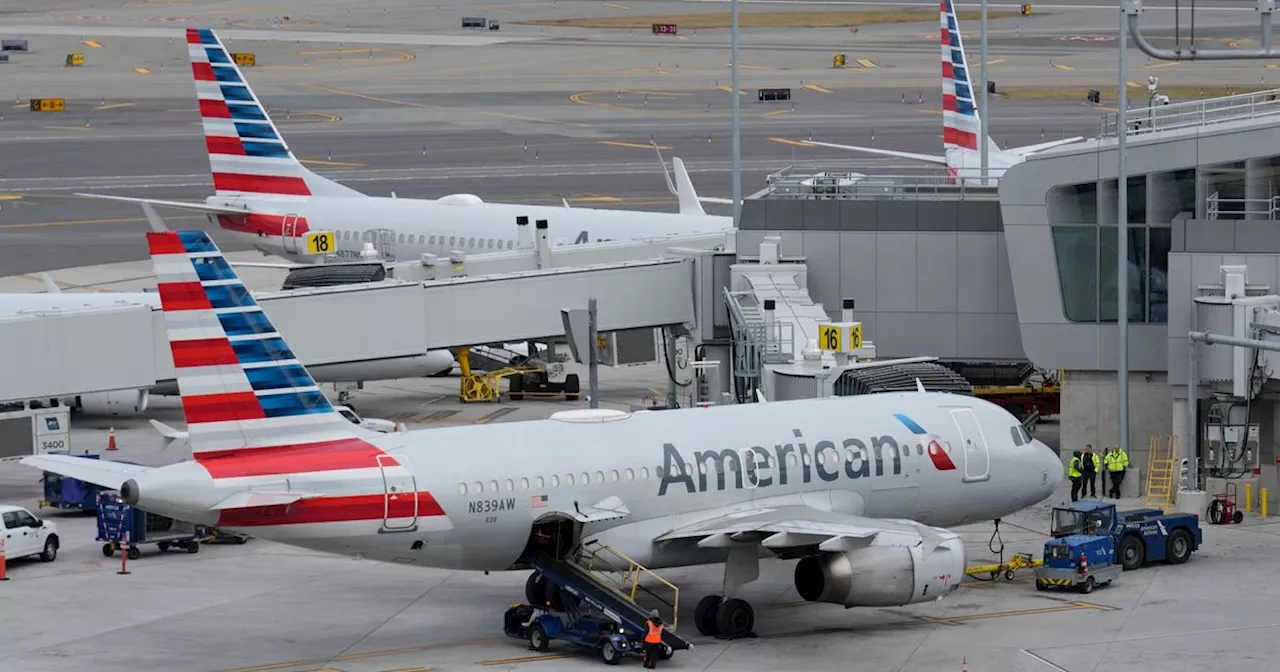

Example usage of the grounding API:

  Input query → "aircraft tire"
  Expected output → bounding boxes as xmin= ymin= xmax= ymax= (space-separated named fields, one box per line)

xmin=714 ymin=598 xmax=754 ymax=639
xmin=694 ymin=595 xmax=722 ymax=636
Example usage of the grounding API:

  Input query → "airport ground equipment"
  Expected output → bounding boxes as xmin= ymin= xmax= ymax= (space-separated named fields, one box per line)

xmin=455 ymin=346 xmax=547 ymax=403
xmin=1051 ymin=500 xmax=1202 ymax=571
xmin=521 ymin=546 xmax=690 ymax=660
xmin=965 ymin=551 xmax=1042 ymax=581
xmin=1035 ymin=534 xmax=1120 ymax=593
xmin=505 ymin=601 xmax=650 ymax=666
xmin=96 ymin=491 xmax=199 ymax=559
xmin=196 ymin=525 xmax=250 ymax=545
xmin=1208 ymin=482 xmax=1245 ymax=525
xmin=39 ymin=462 xmax=104 ymax=511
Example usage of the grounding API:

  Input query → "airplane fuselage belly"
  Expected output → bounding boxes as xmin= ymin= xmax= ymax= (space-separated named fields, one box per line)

xmin=211 ymin=195 xmax=733 ymax=263
xmin=209 ymin=393 xmax=1058 ymax=572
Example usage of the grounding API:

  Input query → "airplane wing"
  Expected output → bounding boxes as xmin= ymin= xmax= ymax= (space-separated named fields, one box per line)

xmin=74 ymin=193 xmax=251 ymax=215
xmin=20 ymin=454 xmax=153 ymax=490
xmin=655 ymin=504 xmax=954 ymax=555
xmin=802 ymin=141 xmax=948 ymax=166
xmin=1005 ymin=137 xmax=1086 ymax=158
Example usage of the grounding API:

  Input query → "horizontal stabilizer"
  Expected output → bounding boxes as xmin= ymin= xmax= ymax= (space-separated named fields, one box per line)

xmin=212 ymin=489 xmax=322 ymax=510
xmin=803 ymin=141 xmax=948 ymax=166
xmin=74 ymin=193 xmax=252 ymax=215
xmin=227 ymin=261 xmax=306 ymax=270
xmin=1006 ymin=136 xmax=1085 ymax=158
xmin=20 ymin=454 xmax=152 ymax=490
xmin=570 ymin=495 xmax=631 ymax=523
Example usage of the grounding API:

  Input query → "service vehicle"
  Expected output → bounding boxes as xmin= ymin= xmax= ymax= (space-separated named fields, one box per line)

xmin=1051 ymin=500 xmax=1202 ymax=570
xmin=505 ymin=602 xmax=653 ymax=666
xmin=1 ymin=504 xmax=59 ymax=562
xmin=1035 ymin=533 xmax=1120 ymax=593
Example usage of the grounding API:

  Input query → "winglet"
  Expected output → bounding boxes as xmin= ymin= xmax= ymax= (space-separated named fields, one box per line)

xmin=149 ymin=419 xmax=188 ymax=451
xmin=916 ymin=378 xmax=926 ymax=393
xmin=655 ymin=148 xmax=708 ymax=216
xmin=39 ymin=273 xmax=60 ymax=294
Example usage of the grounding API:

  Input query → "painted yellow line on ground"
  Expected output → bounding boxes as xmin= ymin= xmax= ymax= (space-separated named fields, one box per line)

xmin=1266 ymin=63 xmax=1280 ymax=69
xmin=477 ymin=653 xmax=573 ymax=666
xmin=134 ymin=67 xmax=151 ymax=74
xmin=600 ymin=140 xmax=670 ymax=150
xmin=299 ymin=158 xmax=365 ymax=167
xmin=602 ymin=1 xmax=632 ymax=8
xmin=802 ymin=83 xmax=833 ymax=94
xmin=856 ymin=58 xmax=878 ymax=68
xmin=95 ymin=102 xmax=135 ymax=111
xmin=1146 ymin=61 xmax=1180 ymax=69
xmin=768 ymin=137 xmax=813 ymax=147
xmin=573 ymin=196 xmax=624 ymax=202
xmin=381 ymin=667 xmax=433 ymax=672
xmin=917 ymin=108 xmax=943 ymax=115
xmin=0 ymin=195 xmax=23 ymax=201
xmin=83 ymin=39 xmax=102 ymax=49
xmin=764 ymin=108 xmax=793 ymax=117
xmin=1051 ymin=63 xmax=1074 ymax=71
xmin=42 ymin=125 xmax=91 ymax=131
xmin=299 ymin=83 xmax=591 ymax=128
xmin=0 ymin=213 xmax=206 ymax=231
xmin=214 ymin=638 xmax=502 ymax=672
xmin=715 ymin=85 xmax=746 ymax=94
xmin=988 ymin=58 xmax=1006 ymax=65
xmin=724 ymin=62 xmax=767 ymax=70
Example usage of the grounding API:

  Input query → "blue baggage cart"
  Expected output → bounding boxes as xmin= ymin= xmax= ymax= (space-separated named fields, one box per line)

xmin=96 ymin=491 xmax=201 ymax=559
xmin=40 ymin=456 xmax=105 ymax=511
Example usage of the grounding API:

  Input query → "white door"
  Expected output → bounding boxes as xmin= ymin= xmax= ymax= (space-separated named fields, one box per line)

xmin=2 ymin=511 xmax=35 ymax=558
xmin=378 ymin=454 xmax=419 ymax=532
xmin=281 ymin=214 xmax=299 ymax=254
xmin=949 ymin=408 xmax=991 ymax=482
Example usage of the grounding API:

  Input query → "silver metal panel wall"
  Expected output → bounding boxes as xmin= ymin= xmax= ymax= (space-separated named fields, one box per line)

xmin=736 ymin=229 xmax=1024 ymax=360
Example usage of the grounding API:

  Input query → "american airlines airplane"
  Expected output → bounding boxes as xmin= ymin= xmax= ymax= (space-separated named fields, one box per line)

xmin=24 ymin=229 xmax=1062 ymax=641
xmin=806 ymin=0 xmax=1085 ymax=184
xmin=76 ymin=28 xmax=732 ymax=265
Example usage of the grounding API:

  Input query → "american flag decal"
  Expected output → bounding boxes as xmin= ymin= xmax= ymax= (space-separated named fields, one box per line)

xmin=531 ymin=495 xmax=548 ymax=508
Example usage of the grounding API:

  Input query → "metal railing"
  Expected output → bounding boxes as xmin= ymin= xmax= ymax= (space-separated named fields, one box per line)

xmin=1100 ymin=87 xmax=1280 ymax=138
xmin=576 ymin=540 xmax=680 ymax=631
xmin=1205 ymin=191 xmax=1280 ymax=220
xmin=762 ymin=164 xmax=999 ymax=200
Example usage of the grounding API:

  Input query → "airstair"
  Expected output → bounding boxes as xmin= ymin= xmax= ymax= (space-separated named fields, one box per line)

xmin=530 ymin=542 xmax=691 ymax=653
xmin=1145 ymin=434 xmax=1179 ymax=507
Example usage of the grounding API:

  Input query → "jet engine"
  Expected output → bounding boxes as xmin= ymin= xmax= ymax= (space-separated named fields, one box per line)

xmin=437 ymin=194 xmax=484 ymax=205
xmin=66 ymin=389 xmax=150 ymax=417
xmin=119 ymin=460 xmax=221 ymax=526
xmin=793 ymin=537 xmax=966 ymax=608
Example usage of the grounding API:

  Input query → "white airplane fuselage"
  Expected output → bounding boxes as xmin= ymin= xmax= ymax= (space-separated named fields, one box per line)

xmin=209 ymin=193 xmax=733 ymax=264
xmin=124 ymin=393 xmax=1060 ymax=572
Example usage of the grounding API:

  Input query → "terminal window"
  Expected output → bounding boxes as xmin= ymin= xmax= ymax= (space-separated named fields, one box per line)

xmin=1052 ymin=225 xmax=1169 ymax=324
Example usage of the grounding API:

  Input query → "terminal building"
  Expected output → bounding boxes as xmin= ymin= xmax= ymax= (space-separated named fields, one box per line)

xmin=3 ymin=89 xmax=1279 ymax=505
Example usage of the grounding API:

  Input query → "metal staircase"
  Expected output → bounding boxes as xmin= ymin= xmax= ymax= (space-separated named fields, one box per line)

xmin=1145 ymin=434 xmax=1179 ymax=507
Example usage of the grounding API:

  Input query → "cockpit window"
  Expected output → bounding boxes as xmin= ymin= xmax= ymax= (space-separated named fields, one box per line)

xmin=1019 ymin=426 xmax=1034 ymax=444
xmin=1010 ymin=426 xmax=1025 ymax=446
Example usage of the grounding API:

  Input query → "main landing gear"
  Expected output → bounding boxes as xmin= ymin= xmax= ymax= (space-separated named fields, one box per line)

xmin=692 ymin=542 xmax=760 ymax=640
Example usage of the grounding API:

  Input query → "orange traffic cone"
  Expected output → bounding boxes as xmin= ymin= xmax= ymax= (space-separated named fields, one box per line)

xmin=106 ymin=427 xmax=117 ymax=451
xmin=961 ymin=659 xmax=968 ymax=672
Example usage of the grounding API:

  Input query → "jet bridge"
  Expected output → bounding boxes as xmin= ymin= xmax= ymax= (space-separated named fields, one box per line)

xmin=0 ymin=232 xmax=731 ymax=405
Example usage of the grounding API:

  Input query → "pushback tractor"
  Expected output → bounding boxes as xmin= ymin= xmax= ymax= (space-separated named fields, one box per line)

xmin=1050 ymin=500 xmax=1202 ymax=571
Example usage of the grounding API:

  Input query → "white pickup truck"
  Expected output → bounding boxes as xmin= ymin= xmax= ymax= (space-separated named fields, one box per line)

xmin=150 ymin=404 xmax=402 ymax=446
xmin=1 ymin=505 xmax=59 ymax=563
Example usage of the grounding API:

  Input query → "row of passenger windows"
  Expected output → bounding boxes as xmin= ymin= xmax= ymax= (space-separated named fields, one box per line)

xmin=334 ymin=230 xmax=518 ymax=252
xmin=457 ymin=440 xmax=954 ymax=495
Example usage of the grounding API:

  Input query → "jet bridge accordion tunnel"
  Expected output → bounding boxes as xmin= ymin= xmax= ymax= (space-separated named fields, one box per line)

xmin=832 ymin=362 xmax=974 ymax=397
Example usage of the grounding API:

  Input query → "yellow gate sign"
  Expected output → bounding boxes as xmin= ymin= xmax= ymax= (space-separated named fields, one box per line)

xmin=819 ymin=324 xmax=842 ymax=352
xmin=65 ymin=53 xmax=85 ymax=66
xmin=30 ymin=98 xmax=66 ymax=112
xmin=305 ymin=231 xmax=335 ymax=255
xmin=818 ymin=322 xmax=864 ymax=353
xmin=231 ymin=52 xmax=256 ymax=66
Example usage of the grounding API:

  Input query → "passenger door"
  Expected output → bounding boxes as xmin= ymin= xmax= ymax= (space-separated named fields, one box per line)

xmin=949 ymin=408 xmax=991 ymax=483
xmin=378 ymin=454 xmax=419 ymax=532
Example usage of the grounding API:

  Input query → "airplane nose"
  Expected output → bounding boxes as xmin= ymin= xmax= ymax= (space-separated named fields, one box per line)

xmin=1037 ymin=441 xmax=1063 ymax=494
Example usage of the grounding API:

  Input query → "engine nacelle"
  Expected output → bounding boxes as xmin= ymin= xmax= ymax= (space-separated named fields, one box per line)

xmin=68 ymin=389 xmax=150 ymax=416
xmin=794 ymin=537 xmax=966 ymax=607
xmin=120 ymin=460 xmax=221 ymax=526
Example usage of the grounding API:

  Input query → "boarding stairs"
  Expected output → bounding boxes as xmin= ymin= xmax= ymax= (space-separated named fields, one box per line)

xmin=530 ymin=542 xmax=690 ymax=652
xmin=1144 ymin=434 xmax=1179 ymax=507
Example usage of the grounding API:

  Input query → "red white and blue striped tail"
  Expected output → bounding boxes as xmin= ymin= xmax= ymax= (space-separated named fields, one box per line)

xmin=939 ymin=0 xmax=987 ymax=154
xmin=147 ymin=229 xmax=363 ymax=458
xmin=187 ymin=27 xmax=359 ymax=200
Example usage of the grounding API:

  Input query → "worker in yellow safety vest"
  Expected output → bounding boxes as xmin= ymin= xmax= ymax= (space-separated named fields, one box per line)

xmin=1104 ymin=444 xmax=1130 ymax=499
xmin=1068 ymin=450 xmax=1084 ymax=502
xmin=642 ymin=609 xmax=665 ymax=668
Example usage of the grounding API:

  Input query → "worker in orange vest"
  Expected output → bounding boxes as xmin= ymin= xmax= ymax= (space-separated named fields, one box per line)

xmin=642 ymin=609 xmax=665 ymax=668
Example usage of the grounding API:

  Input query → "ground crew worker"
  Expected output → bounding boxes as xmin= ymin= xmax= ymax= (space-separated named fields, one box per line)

xmin=642 ymin=609 xmax=665 ymax=669
xmin=1069 ymin=450 xmax=1084 ymax=502
xmin=1081 ymin=444 xmax=1100 ymax=498
xmin=1105 ymin=444 xmax=1130 ymax=498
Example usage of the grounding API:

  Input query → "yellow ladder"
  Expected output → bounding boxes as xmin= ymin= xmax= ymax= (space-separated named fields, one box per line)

xmin=1144 ymin=434 xmax=1178 ymax=507
xmin=575 ymin=541 xmax=681 ymax=631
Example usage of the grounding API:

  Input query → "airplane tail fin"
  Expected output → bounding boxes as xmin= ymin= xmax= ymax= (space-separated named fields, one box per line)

xmin=939 ymin=0 xmax=1000 ymax=157
xmin=146 ymin=229 xmax=365 ymax=458
xmin=187 ymin=28 xmax=360 ymax=200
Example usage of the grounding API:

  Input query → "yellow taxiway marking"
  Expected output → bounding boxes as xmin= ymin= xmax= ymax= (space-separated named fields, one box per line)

xmin=299 ymin=158 xmax=365 ymax=167
xmin=0 ymin=213 xmax=206 ymax=231
xmin=299 ymin=83 xmax=591 ymax=128
xmin=1266 ymin=63 xmax=1280 ymax=69
xmin=1051 ymin=63 xmax=1074 ymax=71
xmin=0 ymin=194 xmax=22 ymax=201
xmin=600 ymin=140 xmax=671 ymax=150
xmin=802 ymin=83 xmax=834 ymax=94
xmin=987 ymin=58 xmax=1006 ymax=66
xmin=768 ymin=137 xmax=813 ymax=147
xmin=134 ymin=67 xmax=152 ymax=74
xmin=917 ymin=108 xmax=943 ymax=115
xmin=82 ymin=39 xmax=103 ymax=49
xmin=381 ymin=667 xmax=433 ymax=672
xmin=602 ymin=1 xmax=632 ymax=8
xmin=724 ymin=61 xmax=767 ymax=70
xmin=477 ymin=653 xmax=573 ymax=666
xmin=764 ymin=108 xmax=793 ymax=117
xmin=95 ymin=102 xmax=135 ymax=111
xmin=573 ymin=195 xmax=624 ymax=202
xmin=856 ymin=58 xmax=878 ymax=68
xmin=1146 ymin=61 xmax=1180 ymax=69
xmin=214 ymin=638 xmax=500 ymax=672
xmin=42 ymin=125 xmax=91 ymax=131
xmin=715 ymin=85 xmax=746 ymax=94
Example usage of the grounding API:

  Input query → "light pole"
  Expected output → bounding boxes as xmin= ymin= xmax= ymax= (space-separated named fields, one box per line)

xmin=1117 ymin=5 xmax=1130 ymax=457
xmin=731 ymin=0 xmax=741 ymax=227
xmin=979 ymin=0 xmax=988 ymax=184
